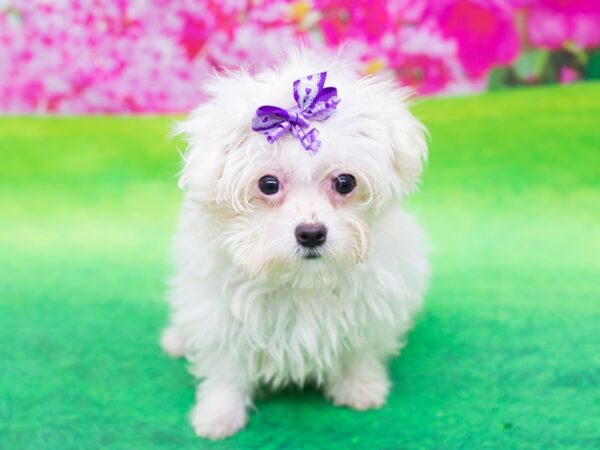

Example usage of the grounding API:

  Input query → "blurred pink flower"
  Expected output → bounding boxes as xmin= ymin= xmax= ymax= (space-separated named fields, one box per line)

xmin=427 ymin=0 xmax=520 ymax=78
xmin=526 ymin=0 xmax=600 ymax=49
xmin=394 ymin=53 xmax=454 ymax=94
xmin=559 ymin=66 xmax=579 ymax=83
xmin=315 ymin=0 xmax=393 ymax=45
xmin=381 ymin=23 xmax=461 ymax=94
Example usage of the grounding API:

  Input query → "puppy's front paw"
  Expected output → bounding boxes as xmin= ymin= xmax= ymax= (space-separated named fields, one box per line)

xmin=160 ymin=326 xmax=184 ymax=358
xmin=190 ymin=388 xmax=248 ymax=440
xmin=326 ymin=373 xmax=390 ymax=411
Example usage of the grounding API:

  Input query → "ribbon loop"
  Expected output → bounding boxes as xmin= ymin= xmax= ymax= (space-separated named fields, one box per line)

xmin=251 ymin=72 xmax=340 ymax=153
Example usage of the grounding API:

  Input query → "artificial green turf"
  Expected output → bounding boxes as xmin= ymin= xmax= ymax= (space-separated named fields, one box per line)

xmin=1 ymin=83 xmax=599 ymax=449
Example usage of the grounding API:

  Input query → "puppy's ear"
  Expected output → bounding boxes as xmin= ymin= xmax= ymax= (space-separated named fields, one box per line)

xmin=175 ymin=93 xmax=250 ymax=204
xmin=370 ymin=79 xmax=428 ymax=196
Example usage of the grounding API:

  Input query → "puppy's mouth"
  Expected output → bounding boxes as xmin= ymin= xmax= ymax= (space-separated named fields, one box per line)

xmin=301 ymin=249 xmax=323 ymax=260
xmin=303 ymin=253 xmax=321 ymax=260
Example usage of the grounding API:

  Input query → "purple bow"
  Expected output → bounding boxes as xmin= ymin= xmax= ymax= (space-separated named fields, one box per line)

xmin=251 ymin=72 xmax=340 ymax=153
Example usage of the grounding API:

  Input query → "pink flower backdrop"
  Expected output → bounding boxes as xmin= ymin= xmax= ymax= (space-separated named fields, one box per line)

xmin=1 ymin=0 xmax=599 ymax=113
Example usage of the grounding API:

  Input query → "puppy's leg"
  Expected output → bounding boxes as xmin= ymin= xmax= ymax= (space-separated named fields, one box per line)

xmin=325 ymin=350 xmax=390 ymax=411
xmin=160 ymin=325 xmax=185 ymax=358
xmin=190 ymin=375 xmax=251 ymax=440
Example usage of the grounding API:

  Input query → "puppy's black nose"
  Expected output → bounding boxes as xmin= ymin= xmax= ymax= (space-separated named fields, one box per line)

xmin=295 ymin=223 xmax=327 ymax=248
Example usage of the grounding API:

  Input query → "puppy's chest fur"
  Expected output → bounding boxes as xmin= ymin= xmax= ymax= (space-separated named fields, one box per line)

xmin=210 ymin=270 xmax=406 ymax=386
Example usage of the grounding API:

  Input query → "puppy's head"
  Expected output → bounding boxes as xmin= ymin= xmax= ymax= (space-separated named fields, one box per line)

xmin=177 ymin=50 xmax=427 ymax=283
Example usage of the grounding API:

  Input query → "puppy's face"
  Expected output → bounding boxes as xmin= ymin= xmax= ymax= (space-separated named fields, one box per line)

xmin=212 ymin=142 xmax=377 ymax=280
xmin=178 ymin=56 xmax=427 ymax=282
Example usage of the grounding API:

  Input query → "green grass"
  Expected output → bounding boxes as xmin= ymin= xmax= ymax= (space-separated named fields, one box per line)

xmin=1 ymin=83 xmax=599 ymax=449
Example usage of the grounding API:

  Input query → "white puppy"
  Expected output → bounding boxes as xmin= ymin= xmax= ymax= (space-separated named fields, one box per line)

xmin=161 ymin=50 xmax=430 ymax=440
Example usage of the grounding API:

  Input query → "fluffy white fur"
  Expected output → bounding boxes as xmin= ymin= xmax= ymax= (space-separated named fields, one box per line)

xmin=162 ymin=50 xmax=430 ymax=440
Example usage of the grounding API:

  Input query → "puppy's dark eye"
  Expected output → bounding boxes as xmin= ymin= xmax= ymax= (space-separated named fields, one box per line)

xmin=333 ymin=174 xmax=356 ymax=195
xmin=258 ymin=175 xmax=280 ymax=195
